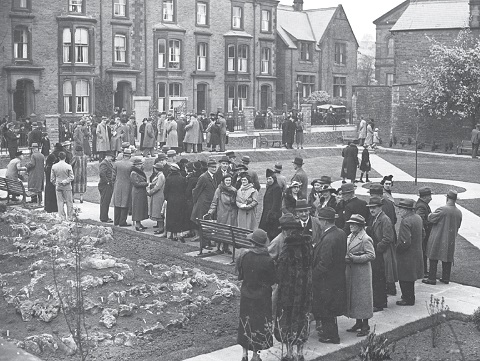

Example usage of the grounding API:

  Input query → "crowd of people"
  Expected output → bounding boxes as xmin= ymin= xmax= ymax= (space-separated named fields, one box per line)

xmin=236 ymin=171 xmax=462 ymax=361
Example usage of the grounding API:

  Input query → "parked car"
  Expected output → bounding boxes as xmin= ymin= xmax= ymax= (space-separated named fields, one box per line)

xmin=312 ymin=104 xmax=347 ymax=125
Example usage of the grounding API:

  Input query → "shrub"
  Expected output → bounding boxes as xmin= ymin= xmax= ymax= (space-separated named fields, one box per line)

xmin=393 ymin=135 xmax=397 ymax=145
xmin=407 ymin=137 xmax=412 ymax=145
xmin=389 ymin=138 xmax=393 ymax=148
xmin=470 ymin=307 xmax=480 ymax=331
xmin=359 ymin=327 xmax=393 ymax=361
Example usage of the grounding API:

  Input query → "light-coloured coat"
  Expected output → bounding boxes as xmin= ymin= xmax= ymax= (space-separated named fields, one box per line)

xmin=143 ymin=122 xmax=156 ymax=148
xmin=166 ymin=120 xmax=178 ymax=148
xmin=358 ymin=119 xmax=367 ymax=139
xmin=209 ymin=186 xmax=237 ymax=226
xmin=183 ymin=118 xmax=200 ymax=144
xmin=157 ymin=117 xmax=168 ymax=143
xmin=96 ymin=122 xmax=110 ymax=152
xmin=345 ymin=228 xmax=375 ymax=320
xmin=112 ymin=159 xmax=132 ymax=208
xmin=397 ymin=213 xmax=425 ymax=281
xmin=426 ymin=204 xmax=462 ymax=262
xmin=26 ymin=151 xmax=45 ymax=192
xmin=148 ymin=171 xmax=165 ymax=220
xmin=236 ymin=184 xmax=258 ymax=230
xmin=291 ymin=167 xmax=308 ymax=198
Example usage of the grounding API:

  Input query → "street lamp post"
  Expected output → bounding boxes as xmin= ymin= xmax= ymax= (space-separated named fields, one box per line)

xmin=295 ymin=80 xmax=302 ymax=111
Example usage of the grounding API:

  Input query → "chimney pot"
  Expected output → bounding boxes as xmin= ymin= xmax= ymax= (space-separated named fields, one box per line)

xmin=293 ymin=0 xmax=303 ymax=11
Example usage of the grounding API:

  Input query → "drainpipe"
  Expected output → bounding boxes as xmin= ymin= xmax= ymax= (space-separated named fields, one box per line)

xmin=145 ymin=0 xmax=148 ymax=97
xmin=253 ymin=0 xmax=257 ymax=108
xmin=99 ymin=1 xmax=103 ymax=82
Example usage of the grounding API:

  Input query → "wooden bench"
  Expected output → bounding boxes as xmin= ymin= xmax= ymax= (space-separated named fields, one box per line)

xmin=0 ymin=177 xmax=37 ymax=206
xmin=197 ymin=219 xmax=253 ymax=262
xmin=456 ymin=140 xmax=472 ymax=155
xmin=258 ymin=133 xmax=283 ymax=148
xmin=338 ymin=130 xmax=358 ymax=144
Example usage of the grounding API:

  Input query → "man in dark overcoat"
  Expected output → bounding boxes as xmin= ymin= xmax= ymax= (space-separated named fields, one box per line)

xmin=336 ymin=183 xmax=369 ymax=235
xmin=341 ymin=141 xmax=358 ymax=183
xmin=25 ymin=143 xmax=45 ymax=204
xmin=191 ymin=159 xmax=217 ymax=247
xmin=98 ymin=151 xmax=115 ymax=223
xmin=415 ymin=186 xmax=432 ymax=277
xmin=396 ymin=199 xmax=424 ymax=306
xmin=312 ymin=207 xmax=347 ymax=344
xmin=366 ymin=196 xmax=394 ymax=312
xmin=258 ymin=169 xmax=282 ymax=241
xmin=112 ymin=149 xmax=133 ymax=226
xmin=291 ymin=157 xmax=308 ymax=198
xmin=423 ymin=190 xmax=462 ymax=285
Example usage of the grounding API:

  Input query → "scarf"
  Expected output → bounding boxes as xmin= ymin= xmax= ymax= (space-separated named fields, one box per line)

xmin=131 ymin=166 xmax=147 ymax=180
xmin=235 ymin=246 xmax=270 ymax=280
xmin=219 ymin=183 xmax=237 ymax=197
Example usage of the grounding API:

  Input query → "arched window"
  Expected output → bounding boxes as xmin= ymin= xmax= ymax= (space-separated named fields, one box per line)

xmin=387 ymin=37 xmax=394 ymax=57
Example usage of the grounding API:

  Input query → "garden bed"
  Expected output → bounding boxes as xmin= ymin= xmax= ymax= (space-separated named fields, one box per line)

xmin=0 ymin=208 xmax=241 ymax=361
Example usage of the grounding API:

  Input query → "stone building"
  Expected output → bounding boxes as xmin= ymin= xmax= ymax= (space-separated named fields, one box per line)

xmin=355 ymin=0 xmax=476 ymax=145
xmin=276 ymin=1 xmax=358 ymax=109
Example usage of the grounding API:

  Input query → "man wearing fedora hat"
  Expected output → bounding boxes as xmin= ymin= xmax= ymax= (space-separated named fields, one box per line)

xmin=415 ymin=187 xmax=433 ymax=277
xmin=112 ymin=148 xmax=133 ymax=226
xmin=423 ymin=190 xmax=462 ymax=285
xmin=396 ymin=199 xmax=424 ymax=306
xmin=295 ymin=199 xmax=321 ymax=242
xmin=366 ymin=196 xmax=393 ymax=311
xmin=273 ymin=162 xmax=287 ymax=193
xmin=214 ymin=155 xmax=230 ymax=185
xmin=25 ymin=143 xmax=45 ymax=204
xmin=50 ymin=151 xmax=75 ymax=220
xmin=217 ymin=112 xmax=227 ymax=152
xmin=240 ymin=156 xmax=260 ymax=191
xmin=312 ymin=207 xmax=347 ymax=344
xmin=336 ymin=183 xmax=369 ymax=236
xmin=98 ymin=151 xmax=115 ymax=223
xmin=291 ymin=157 xmax=308 ymax=197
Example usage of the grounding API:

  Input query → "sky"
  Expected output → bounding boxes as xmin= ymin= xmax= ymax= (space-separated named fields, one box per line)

xmin=278 ymin=0 xmax=406 ymax=41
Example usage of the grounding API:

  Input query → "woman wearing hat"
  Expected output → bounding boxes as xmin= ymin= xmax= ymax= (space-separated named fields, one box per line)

xmin=165 ymin=116 xmax=178 ymax=150
xmin=207 ymin=172 xmax=238 ymax=253
xmin=147 ymin=162 xmax=166 ymax=234
xmin=185 ymin=161 xmax=203 ymax=237
xmin=308 ymin=179 xmax=337 ymax=216
xmin=236 ymin=229 xmax=276 ymax=361
xmin=282 ymin=181 xmax=303 ymax=215
xmin=259 ymin=169 xmax=282 ymax=241
xmin=130 ymin=157 xmax=149 ymax=231
xmin=70 ymin=145 xmax=88 ymax=203
xmin=344 ymin=214 xmax=375 ymax=337
xmin=274 ymin=219 xmax=313 ymax=361
xmin=164 ymin=163 xmax=188 ymax=242
xmin=236 ymin=173 xmax=259 ymax=230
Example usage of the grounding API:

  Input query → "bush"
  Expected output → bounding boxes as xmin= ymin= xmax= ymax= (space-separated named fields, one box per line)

xmin=407 ymin=137 xmax=412 ymax=145
xmin=470 ymin=307 xmax=480 ymax=330
xmin=393 ymin=135 xmax=397 ymax=145
xmin=389 ymin=138 xmax=393 ymax=148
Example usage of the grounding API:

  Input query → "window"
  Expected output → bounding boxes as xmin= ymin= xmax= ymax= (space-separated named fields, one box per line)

xmin=163 ymin=0 xmax=174 ymax=22
xmin=75 ymin=28 xmax=89 ymax=63
xmin=114 ymin=34 xmax=126 ymax=63
xmin=334 ymin=43 xmax=346 ymax=65
xmin=261 ymin=47 xmax=270 ymax=74
xmin=386 ymin=73 xmax=394 ymax=86
xmin=300 ymin=42 xmax=312 ymax=61
xmin=69 ymin=0 xmax=84 ymax=14
xmin=238 ymin=85 xmax=247 ymax=110
xmin=169 ymin=83 xmax=181 ymax=97
xmin=63 ymin=28 xmax=72 ymax=63
xmin=387 ymin=37 xmax=394 ymax=57
xmin=297 ymin=75 xmax=315 ymax=98
xmin=333 ymin=76 xmax=347 ymax=98
xmin=261 ymin=10 xmax=271 ymax=32
xmin=63 ymin=81 xmax=73 ymax=113
xmin=168 ymin=39 xmax=181 ymax=69
xmin=158 ymin=39 xmax=166 ymax=68
xmin=237 ymin=44 xmax=248 ymax=73
xmin=197 ymin=42 xmax=207 ymax=71
xmin=114 ymin=0 xmax=126 ymax=17
xmin=13 ymin=0 xmax=30 ymax=10
xmin=197 ymin=2 xmax=207 ymax=25
xmin=13 ymin=27 xmax=29 ymax=60
xmin=227 ymin=85 xmax=235 ymax=112
xmin=232 ymin=6 xmax=242 ymax=29
xmin=158 ymin=83 xmax=166 ymax=112
xmin=227 ymin=45 xmax=235 ymax=71
xmin=63 ymin=79 xmax=89 ymax=114
xmin=76 ymin=79 xmax=89 ymax=113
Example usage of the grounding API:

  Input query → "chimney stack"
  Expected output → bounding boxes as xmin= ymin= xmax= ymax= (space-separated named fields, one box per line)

xmin=293 ymin=0 xmax=303 ymax=11
xmin=470 ymin=0 xmax=480 ymax=28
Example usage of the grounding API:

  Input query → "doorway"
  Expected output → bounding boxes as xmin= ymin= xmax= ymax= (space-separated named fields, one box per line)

xmin=196 ymin=83 xmax=207 ymax=114
xmin=114 ymin=81 xmax=132 ymax=113
xmin=260 ymin=84 xmax=271 ymax=112
xmin=13 ymin=79 xmax=35 ymax=119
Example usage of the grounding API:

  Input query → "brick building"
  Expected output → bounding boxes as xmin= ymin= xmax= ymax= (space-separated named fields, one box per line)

xmin=276 ymin=1 xmax=358 ymax=109
xmin=355 ymin=0 xmax=476 ymax=145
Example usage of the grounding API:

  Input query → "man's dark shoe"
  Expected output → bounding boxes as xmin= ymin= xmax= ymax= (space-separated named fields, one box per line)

xmin=422 ymin=279 xmax=436 ymax=285
xmin=396 ymin=300 xmax=414 ymax=306
xmin=119 ymin=223 xmax=132 ymax=227
xmin=373 ymin=306 xmax=384 ymax=312
xmin=439 ymin=279 xmax=450 ymax=284
xmin=318 ymin=335 xmax=340 ymax=344
xmin=101 ymin=219 xmax=113 ymax=223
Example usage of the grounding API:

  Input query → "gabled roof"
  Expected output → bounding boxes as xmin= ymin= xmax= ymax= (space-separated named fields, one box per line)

xmin=277 ymin=4 xmax=357 ymax=48
xmin=373 ymin=0 xmax=409 ymax=25
xmin=391 ymin=0 xmax=469 ymax=31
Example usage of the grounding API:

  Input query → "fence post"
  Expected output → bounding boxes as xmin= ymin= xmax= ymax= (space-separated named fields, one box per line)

xmin=243 ymin=106 xmax=255 ymax=134
xmin=301 ymin=103 xmax=312 ymax=133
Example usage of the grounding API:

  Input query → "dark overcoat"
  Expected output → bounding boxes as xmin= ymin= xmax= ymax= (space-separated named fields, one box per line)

xmin=259 ymin=180 xmax=282 ymax=240
xmin=112 ymin=159 xmax=133 ymax=208
xmin=359 ymin=147 xmax=371 ymax=172
xmin=371 ymin=211 xmax=397 ymax=283
xmin=336 ymin=197 xmax=369 ymax=235
xmin=185 ymin=170 xmax=201 ymax=228
xmin=130 ymin=168 xmax=149 ymax=221
xmin=176 ymin=118 xmax=186 ymax=149
xmin=26 ymin=152 xmax=45 ymax=193
xmin=164 ymin=170 xmax=187 ymax=232
xmin=291 ymin=167 xmax=308 ymax=199
xmin=44 ymin=153 xmax=58 ymax=212
xmin=415 ymin=198 xmax=432 ymax=243
xmin=275 ymin=233 xmax=313 ymax=345
xmin=341 ymin=144 xmax=358 ymax=181
xmin=396 ymin=213 xmax=424 ymax=281
xmin=190 ymin=171 xmax=217 ymax=223
xmin=312 ymin=226 xmax=347 ymax=318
